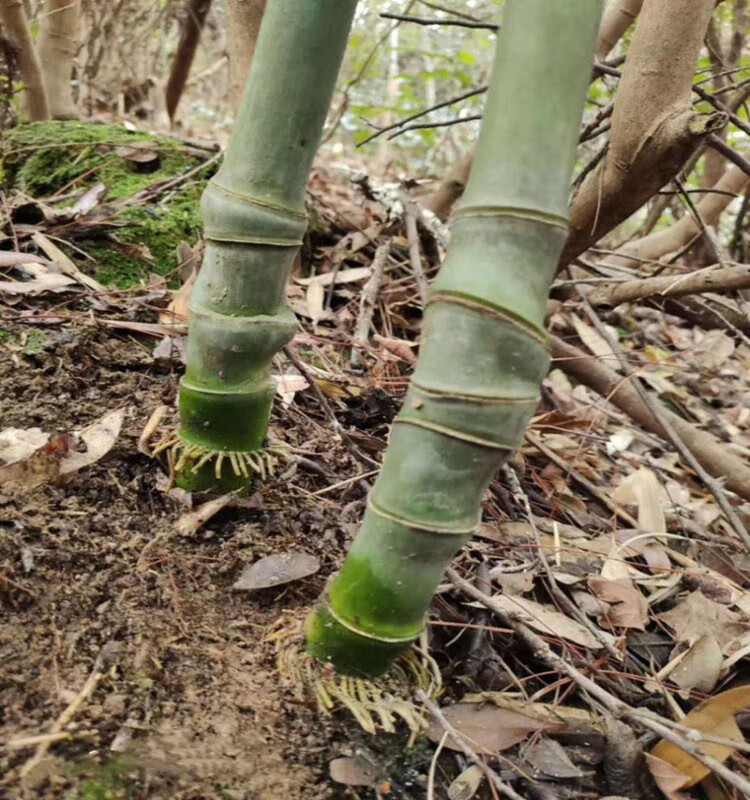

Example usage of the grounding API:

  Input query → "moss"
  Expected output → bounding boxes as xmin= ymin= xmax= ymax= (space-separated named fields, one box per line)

xmin=68 ymin=755 xmax=136 ymax=799
xmin=1 ymin=121 xmax=215 ymax=287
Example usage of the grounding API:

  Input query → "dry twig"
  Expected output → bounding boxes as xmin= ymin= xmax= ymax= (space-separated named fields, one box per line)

xmin=587 ymin=262 xmax=750 ymax=307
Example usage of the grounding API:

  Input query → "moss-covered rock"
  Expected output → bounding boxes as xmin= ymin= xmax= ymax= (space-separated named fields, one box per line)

xmin=1 ymin=120 xmax=216 ymax=287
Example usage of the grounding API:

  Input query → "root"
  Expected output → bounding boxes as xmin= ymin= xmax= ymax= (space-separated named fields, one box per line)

xmin=270 ymin=612 xmax=441 ymax=735
xmin=152 ymin=433 xmax=289 ymax=487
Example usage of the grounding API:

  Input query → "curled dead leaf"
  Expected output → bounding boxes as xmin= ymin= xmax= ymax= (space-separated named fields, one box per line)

xmin=175 ymin=493 xmax=235 ymax=536
xmin=0 ymin=408 xmax=124 ymax=490
xmin=448 ymin=764 xmax=484 ymax=800
xmin=59 ymin=408 xmax=125 ymax=476
xmin=589 ymin=577 xmax=649 ymax=630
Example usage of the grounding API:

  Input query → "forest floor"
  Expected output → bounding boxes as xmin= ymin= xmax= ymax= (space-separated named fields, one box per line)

xmin=1 ymin=122 xmax=750 ymax=800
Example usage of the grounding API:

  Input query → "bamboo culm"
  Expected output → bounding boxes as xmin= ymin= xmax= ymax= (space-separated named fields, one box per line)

xmin=306 ymin=0 xmax=603 ymax=677
xmin=161 ymin=0 xmax=358 ymax=491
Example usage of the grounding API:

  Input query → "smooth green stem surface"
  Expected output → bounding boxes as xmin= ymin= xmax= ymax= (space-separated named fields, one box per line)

xmin=176 ymin=0 xmax=357 ymax=491
xmin=307 ymin=0 xmax=603 ymax=677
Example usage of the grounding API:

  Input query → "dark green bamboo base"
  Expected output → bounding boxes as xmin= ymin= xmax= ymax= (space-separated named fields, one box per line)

xmin=305 ymin=602 xmax=417 ymax=678
xmin=178 ymin=381 xmax=274 ymax=452
xmin=169 ymin=381 xmax=278 ymax=492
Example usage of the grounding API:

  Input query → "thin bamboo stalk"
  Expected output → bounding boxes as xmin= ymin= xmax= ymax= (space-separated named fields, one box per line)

xmin=171 ymin=0 xmax=357 ymax=491
xmin=306 ymin=0 xmax=603 ymax=677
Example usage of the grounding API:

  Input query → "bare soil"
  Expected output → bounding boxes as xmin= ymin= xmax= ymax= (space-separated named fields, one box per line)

xmin=0 ymin=318 xmax=416 ymax=800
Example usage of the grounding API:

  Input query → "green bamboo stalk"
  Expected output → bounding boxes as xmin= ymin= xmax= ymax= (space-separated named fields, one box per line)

xmin=306 ymin=0 xmax=603 ymax=678
xmin=162 ymin=0 xmax=357 ymax=491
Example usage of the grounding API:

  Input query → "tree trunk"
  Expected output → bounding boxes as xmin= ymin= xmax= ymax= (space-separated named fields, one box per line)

xmin=165 ymin=0 xmax=212 ymax=122
xmin=595 ymin=0 xmax=643 ymax=61
xmin=561 ymin=0 xmax=725 ymax=269
xmin=0 ymin=0 xmax=49 ymax=120
xmin=38 ymin=0 xmax=80 ymax=119
xmin=306 ymin=0 xmax=603 ymax=678
xmin=603 ymin=160 xmax=750 ymax=269
xmin=426 ymin=152 xmax=473 ymax=221
xmin=225 ymin=0 xmax=266 ymax=114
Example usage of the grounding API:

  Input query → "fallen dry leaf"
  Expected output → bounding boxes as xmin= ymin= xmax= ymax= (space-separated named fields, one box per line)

xmin=0 ymin=433 xmax=71 ymax=488
xmin=589 ymin=577 xmax=649 ymax=630
xmin=667 ymin=633 xmax=723 ymax=693
xmin=295 ymin=266 xmax=372 ymax=286
xmin=606 ymin=428 xmax=635 ymax=456
xmin=491 ymin=572 xmax=535 ymax=596
xmin=0 ymin=272 xmax=76 ymax=295
xmin=272 ymin=371 xmax=309 ymax=406
xmin=695 ymin=330 xmax=735 ymax=371
xmin=646 ymin=753 xmax=691 ymax=800
xmin=481 ymin=594 xmax=611 ymax=650
xmin=463 ymin=692 xmax=605 ymax=736
xmin=523 ymin=737 xmax=583 ymax=779
xmin=59 ymin=408 xmax=126 ymax=476
xmin=613 ymin=467 xmax=667 ymax=533
xmin=650 ymin=685 xmax=750 ymax=788
xmin=97 ymin=318 xmax=187 ymax=337
xmin=426 ymin=702 xmax=563 ymax=754
xmin=232 ymin=552 xmax=320 ymax=591
xmin=329 ymin=756 xmax=380 ymax=788
xmin=152 ymin=336 xmax=186 ymax=362
xmin=0 ymin=408 xmax=124 ymax=489
xmin=373 ymin=334 xmax=418 ymax=365
xmin=642 ymin=542 xmax=671 ymax=573
xmin=0 ymin=427 xmax=50 ymax=463
xmin=72 ymin=181 xmax=107 ymax=214
xmin=448 ymin=764 xmax=484 ymax=800
xmin=32 ymin=231 xmax=105 ymax=292
xmin=570 ymin=313 xmax=618 ymax=363
xmin=175 ymin=493 xmax=235 ymax=536
xmin=0 ymin=251 xmax=51 ymax=268
xmin=160 ymin=269 xmax=196 ymax=325
xmin=306 ymin=281 xmax=326 ymax=325
xmin=658 ymin=591 xmax=747 ymax=655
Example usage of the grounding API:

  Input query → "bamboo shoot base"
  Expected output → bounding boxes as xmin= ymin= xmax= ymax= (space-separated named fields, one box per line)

xmin=153 ymin=434 xmax=283 ymax=493
xmin=272 ymin=612 xmax=440 ymax=734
